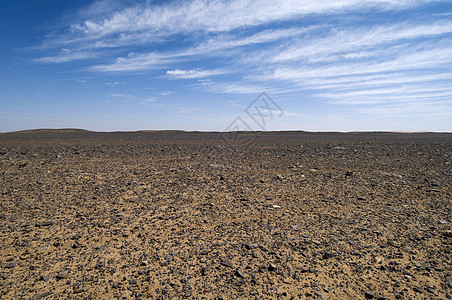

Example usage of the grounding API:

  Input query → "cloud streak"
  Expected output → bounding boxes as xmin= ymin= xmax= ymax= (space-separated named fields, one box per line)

xmin=31 ymin=0 xmax=452 ymax=125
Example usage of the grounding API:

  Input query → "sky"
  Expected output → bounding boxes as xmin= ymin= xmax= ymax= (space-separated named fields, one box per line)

xmin=1 ymin=0 xmax=452 ymax=132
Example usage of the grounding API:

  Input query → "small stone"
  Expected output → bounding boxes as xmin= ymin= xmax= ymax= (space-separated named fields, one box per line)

xmin=272 ymin=205 xmax=281 ymax=209
xmin=443 ymin=230 xmax=452 ymax=238
xmin=141 ymin=260 xmax=149 ymax=266
xmin=73 ymin=287 xmax=84 ymax=294
xmin=323 ymin=252 xmax=334 ymax=259
xmin=268 ymin=263 xmax=277 ymax=271
xmin=244 ymin=243 xmax=258 ymax=250
xmin=439 ymin=220 xmax=448 ymax=224
xmin=56 ymin=270 xmax=69 ymax=280
xmin=314 ymin=291 xmax=324 ymax=299
xmin=5 ymin=262 xmax=16 ymax=268
xmin=35 ymin=221 xmax=53 ymax=227
xmin=38 ymin=245 xmax=50 ymax=252
xmin=365 ymin=291 xmax=376 ymax=299
xmin=235 ymin=268 xmax=245 ymax=278
xmin=41 ymin=275 xmax=51 ymax=282
xmin=220 ymin=259 xmax=234 ymax=268
xmin=34 ymin=292 xmax=53 ymax=299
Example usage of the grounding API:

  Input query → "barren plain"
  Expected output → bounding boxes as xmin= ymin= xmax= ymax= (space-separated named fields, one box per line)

xmin=0 ymin=130 xmax=451 ymax=299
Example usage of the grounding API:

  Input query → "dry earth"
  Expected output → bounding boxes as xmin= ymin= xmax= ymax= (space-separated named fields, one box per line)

xmin=0 ymin=130 xmax=451 ymax=299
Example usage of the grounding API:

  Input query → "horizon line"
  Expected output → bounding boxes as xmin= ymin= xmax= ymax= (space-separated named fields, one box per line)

xmin=1 ymin=128 xmax=452 ymax=134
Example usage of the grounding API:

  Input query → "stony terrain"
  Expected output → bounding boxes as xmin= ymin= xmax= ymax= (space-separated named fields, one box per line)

xmin=0 ymin=130 xmax=451 ymax=300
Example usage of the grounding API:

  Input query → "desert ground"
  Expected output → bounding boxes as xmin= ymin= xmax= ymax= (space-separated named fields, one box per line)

xmin=0 ymin=130 xmax=451 ymax=299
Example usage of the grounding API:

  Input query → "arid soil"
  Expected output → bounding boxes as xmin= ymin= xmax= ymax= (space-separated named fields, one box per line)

xmin=0 ymin=130 xmax=451 ymax=300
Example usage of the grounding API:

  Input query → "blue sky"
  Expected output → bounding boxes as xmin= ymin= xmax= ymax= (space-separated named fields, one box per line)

xmin=1 ymin=0 xmax=452 ymax=132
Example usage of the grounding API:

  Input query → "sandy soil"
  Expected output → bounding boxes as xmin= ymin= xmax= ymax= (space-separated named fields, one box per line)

xmin=0 ymin=130 xmax=451 ymax=299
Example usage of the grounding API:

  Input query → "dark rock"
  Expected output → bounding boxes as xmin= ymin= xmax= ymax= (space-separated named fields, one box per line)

xmin=323 ymin=252 xmax=334 ymax=259
xmin=56 ymin=270 xmax=69 ymax=280
xmin=268 ymin=263 xmax=277 ymax=271
xmin=5 ymin=262 xmax=16 ymax=268
xmin=365 ymin=291 xmax=376 ymax=299
xmin=244 ymin=243 xmax=258 ymax=250
xmin=443 ymin=230 xmax=452 ymax=238
xmin=220 ymin=259 xmax=234 ymax=268
xmin=235 ymin=268 xmax=245 ymax=278
xmin=40 ymin=275 xmax=51 ymax=282
xmin=73 ymin=287 xmax=84 ymax=294
xmin=35 ymin=221 xmax=53 ymax=227
xmin=34 ymin=292 xmax=53 ymax=299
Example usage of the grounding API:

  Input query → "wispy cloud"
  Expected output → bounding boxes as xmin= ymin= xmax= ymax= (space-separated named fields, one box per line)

xmin=34 ymin=49 xmax=98 ymax=63
xmin=69 ymin=0 xmax=443 ymax=39
xmin=166 ymin=69 xmax=226 ymax=79
xmin=273 ymin=19 xmax=452 ymax=62
xmin=90 ymin=52 xmax=177 ymax=72
xmin=29 ymin=0 xmax=452 ymax=130
xmin=194 ymin=80 xmax=276 ymax=94
xmin=110 ymin=93 xmax=134 ymax=98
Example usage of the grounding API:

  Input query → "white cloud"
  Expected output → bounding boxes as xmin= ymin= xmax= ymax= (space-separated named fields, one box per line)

xmin=110 ymin=93 xmax=134 ymax=98
xmin=91 ymin=52 xmax=177 ymax=72
xmin=264 ymin=42 xmax=452 ymax=83
xmin=71 ymin=0 xmax=443 ymax=38
xmin=166 ymin=69 xmax=226 ymax=79
xmin=273 ymin=19 xmax=452 ymax=62
xmin=105 ymin=81 xmax=125 ymax=85
xmin=31 ymin=0 xmax=452 ymax=128
xmin=194 ymin=80 xmax=275 ymax=94
xmin=34 ymin=50 xmax=98 ymax=63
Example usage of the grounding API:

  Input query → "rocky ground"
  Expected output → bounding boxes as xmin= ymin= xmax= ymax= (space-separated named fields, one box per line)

xmin=0 ymin=129 xmax=451 ymax=300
